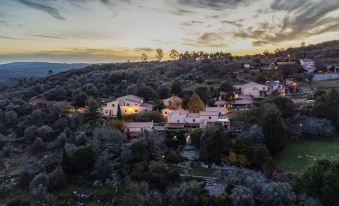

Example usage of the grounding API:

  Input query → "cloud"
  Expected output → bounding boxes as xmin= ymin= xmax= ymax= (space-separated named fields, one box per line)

xmin=220 ymin=20 xmax=242 ymax=27
xmin=183 ymin=32 xmax=227 ymax=48
xmin=181 ymin=20 xmax=204 ymax=26
xmin=17 ymin=0 xmax=65 ymax=20
xmin=177 ymin=0 xmax=251 ymax=9
xmin=234 ymin=0 xmax=339 ymax=45
xmin=30 ymin=34 xmax=65 ymax=39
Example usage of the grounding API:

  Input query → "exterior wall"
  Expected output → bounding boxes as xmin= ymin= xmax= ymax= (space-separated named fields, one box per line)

xmin=200 ymin=115 xmax=219 ymax=123
xmin=102 ymin=100 xmax=119 ymax=117
xmin=185 ymin=116 xmax=200 ymax=124
xmin=168 ymin=111 xmax=188 ymax=124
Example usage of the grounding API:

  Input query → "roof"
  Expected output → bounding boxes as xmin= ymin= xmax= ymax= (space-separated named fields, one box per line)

xmin=214 ymin=100 xmax=227 ymax=105
xmin=233 ymin=99 xmax=254 ymax=105
xmin=199 ymin=111 xmax=219 ymax=116
xmin=205 ymin=107 xmax=225 ymax=113
xmin=124 ymin=122 xmax=153 ymax=128
xmin=234 ymin=82 xmax=266 ymax=90
xmin=166 ymin=123 xmax=185 ymax=129
xmin=170 ymin=109 xmax=189 ymax=114
xmin=186 ymin=113 xmax=200 ymax=118
xmin=119 ymin=95 xmax=144 ymax=103
xmin=140 ymin=102 xmax=154 ymax=108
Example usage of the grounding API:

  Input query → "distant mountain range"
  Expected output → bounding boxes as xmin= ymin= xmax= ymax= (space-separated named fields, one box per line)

xmin=0 ymin=62 xmax=89 ymax=82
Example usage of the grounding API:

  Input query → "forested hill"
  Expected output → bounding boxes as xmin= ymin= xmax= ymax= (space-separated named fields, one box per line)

xmin=0 ymin=62 xmax=89 ymax=82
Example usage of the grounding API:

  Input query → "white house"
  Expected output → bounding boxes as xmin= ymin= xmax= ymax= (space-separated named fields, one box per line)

xmin=102 ymin=95 xmax=153 ymax=117
xmin=166 ymin=108 xmax=230 ymax=129
xmin=234 ymin=82 xmax=269 ymax=98
xmin=124 ymin=121 xmax=154 ymax=139
xmin=300 ymin=58 xmax=316 ymax=72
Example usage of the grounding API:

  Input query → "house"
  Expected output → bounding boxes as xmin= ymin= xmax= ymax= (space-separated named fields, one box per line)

xmin=166 ymin=108 xmax=230 ymax=129
xmin=161 ymin=108 xmax=174 ymax=119
xmin=102 ymin=95 xmax=154 ymax=117
xmin=163 ymin=96 xmax=182 ymax=109
xmin=234 ymin=82 xmax=269 ymax=98
xmin=124 ymin=122 xmax=154 ymax=139
xmin=300 ymin=58 xmax=316 ymax=72
xmin=214 ymin=100 xmax=227 ymax=108
xmin=166 ymin=109 xmax=188 ymax=129
xmin=230 ymin=96 xmax=255 ymax=111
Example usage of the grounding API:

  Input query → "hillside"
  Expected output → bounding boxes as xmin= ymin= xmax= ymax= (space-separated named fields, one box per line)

xmin=0 ymin=62 xmax=89 ymax=82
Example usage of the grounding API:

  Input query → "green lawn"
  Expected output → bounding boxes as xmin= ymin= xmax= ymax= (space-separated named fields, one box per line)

xmin=273 ymin=137 xmax=339 ymax=173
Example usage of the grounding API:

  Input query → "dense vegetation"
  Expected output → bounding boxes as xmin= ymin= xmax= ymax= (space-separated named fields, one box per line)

xmin=0 ymin=41 xmax=339 ymax=205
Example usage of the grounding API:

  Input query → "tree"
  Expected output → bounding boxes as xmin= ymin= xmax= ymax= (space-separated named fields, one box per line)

xmin=48 ymin=69 xmax=53 ymax=75
xmin=219 ymin=82 xmax=234 ymax=92
xmin=200 ymin=126 xmax=230 ymax=164
xmin=261 ymin=104 xmax=287 ymax=154
xmin=170 ymin=80 xmax=183 ymax=97
xmin=141 ymin=53 xmax=148 ymax=62
xmin=195 ymin=86 xmax=210 ymax=105
xmin=73 ymin=93 xmax=88 ymax=107
xmin=230 ymin=186 xmax=255 ymax=206
xmin=136 ymin=85 xmax=158 ymax=101
xmin=117 ymin=104 xmax=122 ymax=120
xmin=301 ymin=117 xmax=335 ymax=138
xmin=300 ymin=160 xmax=339 ymax=206
xmin=262 ymin=182 xmax=295 ymax=206
xmin=271 ymin=96 xmax=296 ymax=118
xmin=169 ymin=49 xmax=179 ymax=60
xmin=94 ymin=150 xmax=114 ymax=181
xmin=312 ymin=89 xmax=339 ymax=128
xmin=85 ymin=97 xmax=100 ymax=124
xmin=156 ymin=48 xmax=164 ymax=61
xmin=187 ymin=93 xmax=205 ymax=113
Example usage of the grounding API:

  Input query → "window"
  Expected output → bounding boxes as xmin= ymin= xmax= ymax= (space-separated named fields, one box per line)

xmin=141 ymin=128 xmax=144 ymax=131
xmin=112 ymin=104 xmax=115 ymax=107
xmin=127 ymin=103 xmax=130 ymax=106
xmin=127 ymin=128 xmax=130 ymax=131
xmin=135 ymin=109 xmax=138 ymax=112
xmin=165 ymin=112 xmax=168 ymax=114
xmin=263 ymin=87 xmax=266 ymax=90
xmin=135 ymin=104 xmax=138 ymax=106
xmin=125 ymin=110 xmax=127 ymax=113
xmin=193 ymin=119 xmax=195 ymax=122
xmin=209 ymin=117 xmax=211 ymax=119
xmin=177 ymin=120 xmax=179 ymax=123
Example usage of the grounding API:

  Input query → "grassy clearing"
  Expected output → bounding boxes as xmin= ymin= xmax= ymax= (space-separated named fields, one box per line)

xmin=273 ymin=136 xmax=339 ymax=173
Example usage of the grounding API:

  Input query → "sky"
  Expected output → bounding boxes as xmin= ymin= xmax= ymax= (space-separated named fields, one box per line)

xmin=1 ymin=0 xmax=339 ymax=63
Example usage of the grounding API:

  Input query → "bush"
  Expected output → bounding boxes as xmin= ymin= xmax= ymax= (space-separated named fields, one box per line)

xmin=165 ymin=150 xmax=181 ymax=164
xmin=19 ymin=163 xmax=45 ymax=187
xmin=124 ymin=111 xmax=163 ymax=123
xmin=48 ymin=167 xmax=66 ymax=191
xmin=261 ymin=182 xmax=295 ymax=206
xmin=165 ymin=129 xmax=186 ymax=148
xmin=230 ymin=186 xmax=255 ymax=206
xmin=300 ymin=160 xmax=339 ymax=206
xmin=301 ymin=117 xmax=335 ymax=138
xmin=94 ymin=150 xmax=114 ymax=181
xmin=37 ymin=125 xmax=54 ymax=141
xmin=5 ymin=111 xmax=17 ymax=125
xmin=32 ymin=137 xmax=44 ymax=153
xmin=24 ymin=126 xmax=37 ymax=142
xmin=29 ymin=172 xmax=49 ymax=192
xmin=30 ymin=184 xmax=47 ymax=206
xmin=191 ymin=128 xmax=203 ymax=147
xmin=71 ymin=146 xmax=96 ymax=174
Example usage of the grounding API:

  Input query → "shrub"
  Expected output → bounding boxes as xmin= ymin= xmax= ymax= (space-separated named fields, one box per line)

xmin=191 ymin=128 xmax=203 ymax=147
xmin=301 ymin=117 xmax=335 ymax=138
xmin=165 ymin=129 xmax=186 ymax=148
xmin=24 ymin=126 xmax=37 ymax=142
xmin=94 ymin=150 xmax=114 ymax=181
xmin=71 ymin=146 xmax=96 ymax=174
xmin=30 ymin=184 xmax=47 ymax=206
xmin=19 ymin=162 xmax=45 ymax=187
xmin=37 ymin=125 xmax=54 ymax=141
xmin=5 ymin=111 xmax=17 ymax=125
xmin=48 ymin=167 xmax=66 ymax=191
xmin=165 ymin=150 xmax=181 ymax=164
xmin=29 ymin=172 xmax=49 ymax=192
xmin=261 ymin=182 xmax=295 ymax=206
xmin=32 ymin=137 xmax=44 ymax=153
xmin=230 ymin=186 xmax=255 ymax=206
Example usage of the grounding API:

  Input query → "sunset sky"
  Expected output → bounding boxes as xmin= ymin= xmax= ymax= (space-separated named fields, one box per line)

xmin=1 ymin=0 xmax=339 ymax=63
